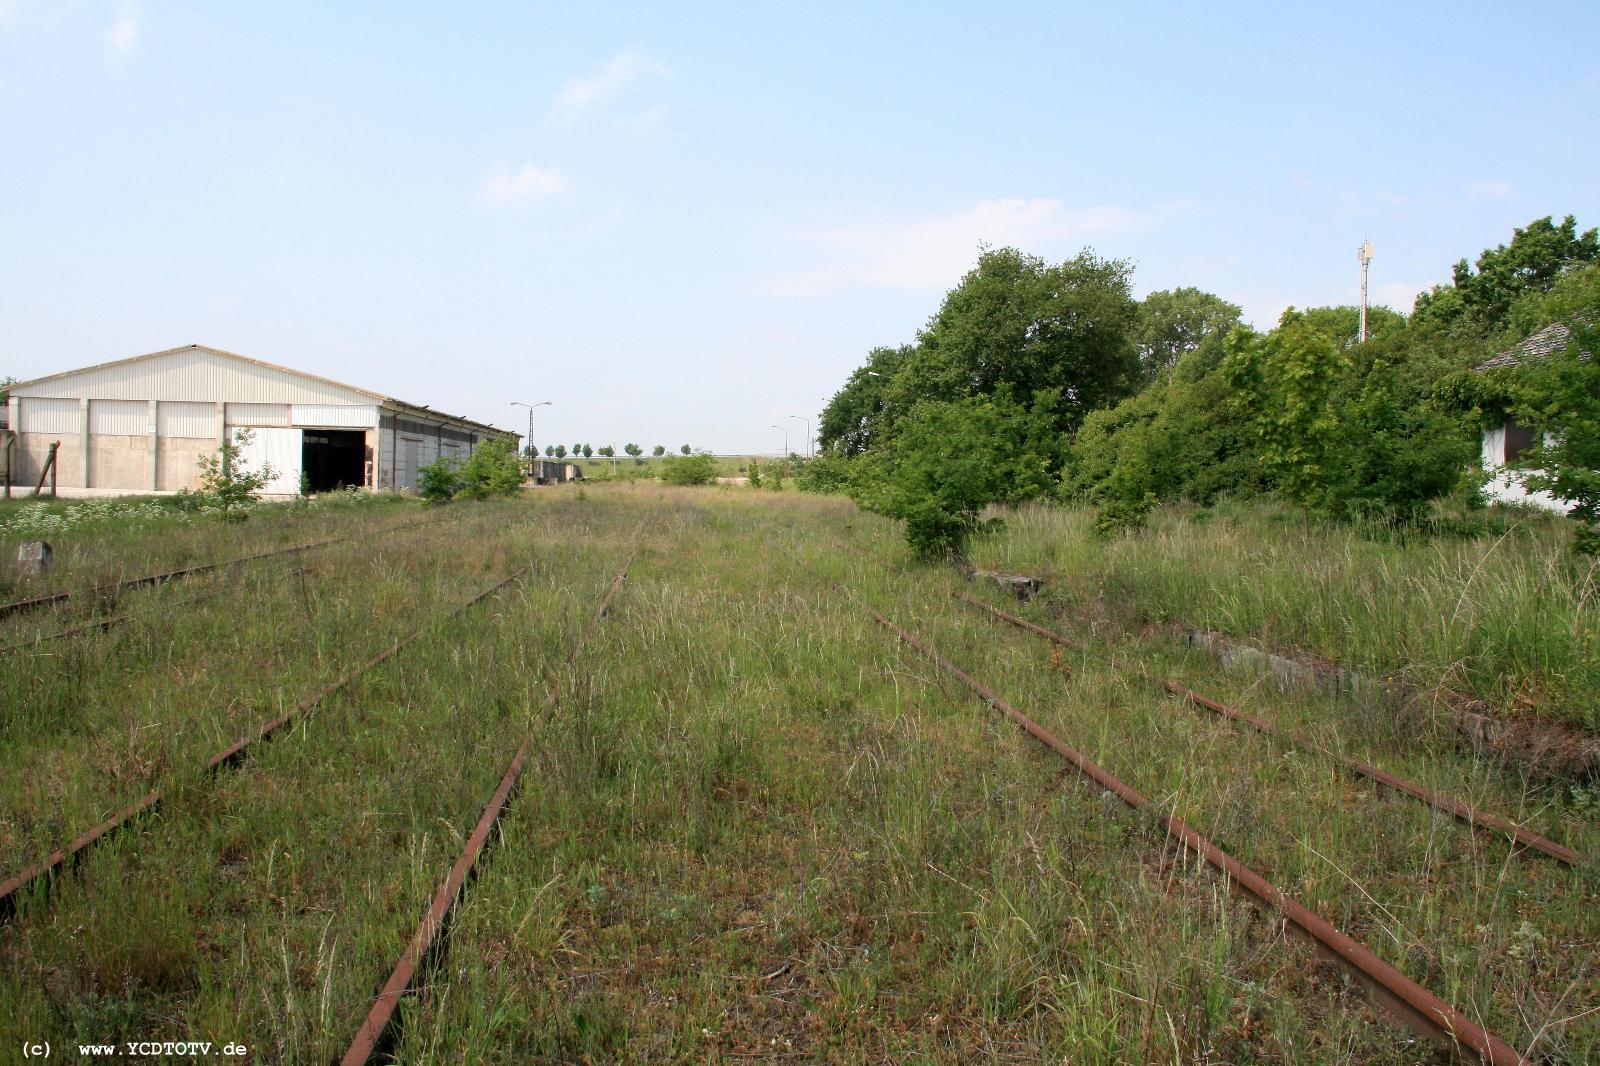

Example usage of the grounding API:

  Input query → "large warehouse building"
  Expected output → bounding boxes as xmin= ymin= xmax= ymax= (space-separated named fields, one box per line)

xmin=1 ymin=344 xmax=515 ymax=498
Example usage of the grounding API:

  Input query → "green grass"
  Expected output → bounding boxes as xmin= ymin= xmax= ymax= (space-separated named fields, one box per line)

xmin=1 ymin=485 xmax=1595 ymax=1062
xmin=970 ymin=499 xmax=1600 ymax=732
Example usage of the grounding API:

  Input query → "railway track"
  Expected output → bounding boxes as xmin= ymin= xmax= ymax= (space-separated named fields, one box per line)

xmin=0 ymin=513 xmax=440 ymax=623
xmin=847 ymin=586 xmax=1526 ymax=1065
xmin=955 ymin=591 xmax=1585 ymax=868
xmin=0 ymin=511 xmax=475 ymax=653
xmin=342 ymin=552 xmax=639 ymax=1064
xmin=0 ymin=560 xmax=534 ymax=921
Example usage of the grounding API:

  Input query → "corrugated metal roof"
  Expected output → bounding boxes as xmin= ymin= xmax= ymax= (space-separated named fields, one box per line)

xmin=8 ymin=344 xmax=513 ymax=436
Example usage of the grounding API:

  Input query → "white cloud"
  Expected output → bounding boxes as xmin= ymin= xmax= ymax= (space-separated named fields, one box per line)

xmin=104 ymin=0 xmax=139 ymax=60
xmin=479 ymin=163 xmax=571 ymax=207
xmin=760 ymin=197 xmax=1196 ymax=295
xmin=550 ymin=50 xmax=668 ymax=117
xmin=1465 ymin=179 xmax=1515 ymax=200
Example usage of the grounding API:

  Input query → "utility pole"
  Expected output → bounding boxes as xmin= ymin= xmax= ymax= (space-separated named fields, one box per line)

xmin=1358 ymin=239 xmax=1374 ymax=344
xmin=788 ymin=414 xmax=812 ymax=460
xmin=510 ymin=400 xmax=551 ymax=479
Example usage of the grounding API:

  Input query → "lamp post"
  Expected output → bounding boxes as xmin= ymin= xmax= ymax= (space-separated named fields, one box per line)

xmin=510 ymin=400 xmax=551 ymax=479
xmin=771 ymin=424 xmax=789 ymax=476
xmin=788 ymin=414 xmax=812 ymax=460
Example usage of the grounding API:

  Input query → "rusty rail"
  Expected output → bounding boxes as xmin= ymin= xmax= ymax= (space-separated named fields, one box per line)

xmin=341 ymin=554 xmax=638 ymax=1065
xmin=856 ymin=592 xmax=1525 ymax=1065
xmin=955 ymin=592 xmax=1583 ymax=868
xmin=0 ymin=514 xmax=437 ymax=622
xmin=0 ymin=515 xmax=447 ymax=652
xmin=0 ymin=563 xmax=532 ymax=921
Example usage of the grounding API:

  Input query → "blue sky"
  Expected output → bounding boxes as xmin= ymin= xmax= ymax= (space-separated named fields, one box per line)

xmin=2 ymin=2 xmax=1597 ymax=453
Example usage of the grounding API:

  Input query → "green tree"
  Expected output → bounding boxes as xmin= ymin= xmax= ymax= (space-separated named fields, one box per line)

xmin=1134 ymin=288 xmax=1242 ymax=378
xmin=1502 ymin=272 xmax=1600 ymax=552
xmin=1413 ymin=215 xmax=1600 ymax=338
xmin=747 ymin=459 xmax=762 ymax=488
xmin=1300 ymin=304 xmax=1409 ymax=349
xmin=194 ymin=428 xmax=278 ymax=519
xmin=889 ymin=247 xmax=1139 ymax=449
xmin=851 ymin=392 xmax=1054 ymax=558
xmin=572 ymin=442 xmax=581 ymax=456
xmin=817 ymin=345 xmax=911 ymax=456
xmin=544 ymin=444 xmax=555 ymax=457
xmin=554 ymin=444 xmax=567 ymax=459
xmin=456 ymin=436 xmax=524 ymax=499
xmin=1223 ymin=312 xmax=1348 ymax=525
xmin=599 ymin=445 xmax=614 ymax=458
xmin=581 ymin=444 xmax=593 ymax=459
xmin=652 ymin=444 xmax=666 ymax=457
xmin=680 ymin=443 xmax=691 ymax=455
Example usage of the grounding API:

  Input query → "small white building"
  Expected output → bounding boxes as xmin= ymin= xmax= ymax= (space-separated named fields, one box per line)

xmin=1476 ymin=322 xmax=1578 ymax=513
xmin=1 ymin=344 xmax=515 ymax=498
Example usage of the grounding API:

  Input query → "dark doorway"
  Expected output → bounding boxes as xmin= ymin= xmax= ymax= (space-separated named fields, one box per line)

xmin=302 ymin=429 xmax=366 ymax=492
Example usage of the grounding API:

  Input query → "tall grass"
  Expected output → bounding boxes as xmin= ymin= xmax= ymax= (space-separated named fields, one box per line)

xmin=2 ymin=485 xmax=1594 ymax=1063
xmin=973 ymin=500 xmax=1600 ymax=730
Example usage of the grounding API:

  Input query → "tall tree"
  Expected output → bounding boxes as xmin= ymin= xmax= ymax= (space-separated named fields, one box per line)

xmin=887 ymin=247 xmax=1140 ymax=450
xmin=1134 ymin=288 xmax=1242 ymax=377
xmin=1413 ymin=215 xmax=1599 ymax=338
xmin=818 ymin=345 xmax=911 ymax=456
xmin=1223 ymin=311 xmax=1348 ymax=525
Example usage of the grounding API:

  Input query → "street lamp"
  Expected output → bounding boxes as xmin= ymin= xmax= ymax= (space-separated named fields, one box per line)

xmin=510 ymin=400 xmax=551 ymax=478
xmin=788 ymin=414 xmax=812 ymax=460
xmin=771 ymin=424 xmax=789 ymax=472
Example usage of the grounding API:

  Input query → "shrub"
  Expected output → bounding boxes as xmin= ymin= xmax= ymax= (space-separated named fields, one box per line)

xmin=194 ymin=429 xmax=278 ymax=520
xmin=660 ymin=452 xmax=719 ymax=486
xmin=418 ymin=456 xmax=463 ymax=505
xmin=457 ymin=436 xmax=525 ymax=499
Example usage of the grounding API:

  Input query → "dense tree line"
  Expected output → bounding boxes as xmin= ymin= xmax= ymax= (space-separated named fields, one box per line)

xmin=807 ymin=216 xmax=1600 ymax=557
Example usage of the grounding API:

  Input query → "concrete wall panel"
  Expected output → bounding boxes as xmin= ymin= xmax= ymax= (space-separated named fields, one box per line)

xmin=158 ymin=436 xmax=216 ymax=492
xmin=87 ymin=433 xmax=149 ymax=490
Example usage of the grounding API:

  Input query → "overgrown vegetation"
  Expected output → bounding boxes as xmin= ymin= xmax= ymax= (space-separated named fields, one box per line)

xmin=3 ymin=486 xmax=1594 ymax=1061
xmin=417 ymin=436 xmax=524 ymax=504
xmin=812 ymin=216 xmax=1600 ymax=556
xmin=659 ymin=451 xmax=719 ymax=486
xmin=186 ymin=428 xmax=278 ymax=520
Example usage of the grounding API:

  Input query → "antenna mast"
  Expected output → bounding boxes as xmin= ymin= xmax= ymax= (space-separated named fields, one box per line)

xmin=1357 ymin=239 xmax=1374 ymax=343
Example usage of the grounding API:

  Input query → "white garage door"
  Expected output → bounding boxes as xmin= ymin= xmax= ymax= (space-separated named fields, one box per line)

xmin=235 ymin=427 xmax=302 ymax=496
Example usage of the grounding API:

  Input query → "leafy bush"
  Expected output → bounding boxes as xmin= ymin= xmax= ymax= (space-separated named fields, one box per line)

xmin=795 ymin=452 xmax=855 ymax=495
xmin=418 ymin=456 xmax=463 ymax=504
xmin=194 ymin=429 xmax=278 ymax=520
xmin=660 ymin=452 xmax=719 ymax=485
xmin=851 ymin=392 xmax=1053 ymax=558
xmin=456 ymin=437 xmax=525 ymax=499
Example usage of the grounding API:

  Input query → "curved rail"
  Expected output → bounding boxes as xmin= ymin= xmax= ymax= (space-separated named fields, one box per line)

xmin=855 ymin=590 xmax=1525 ymax=1066
xmin=341 ymin=553 xmax=638 ymax=1065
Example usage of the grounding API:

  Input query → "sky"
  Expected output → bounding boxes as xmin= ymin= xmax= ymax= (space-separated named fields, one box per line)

xmin=1 ymin=2 xmax=1597 ymax=454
